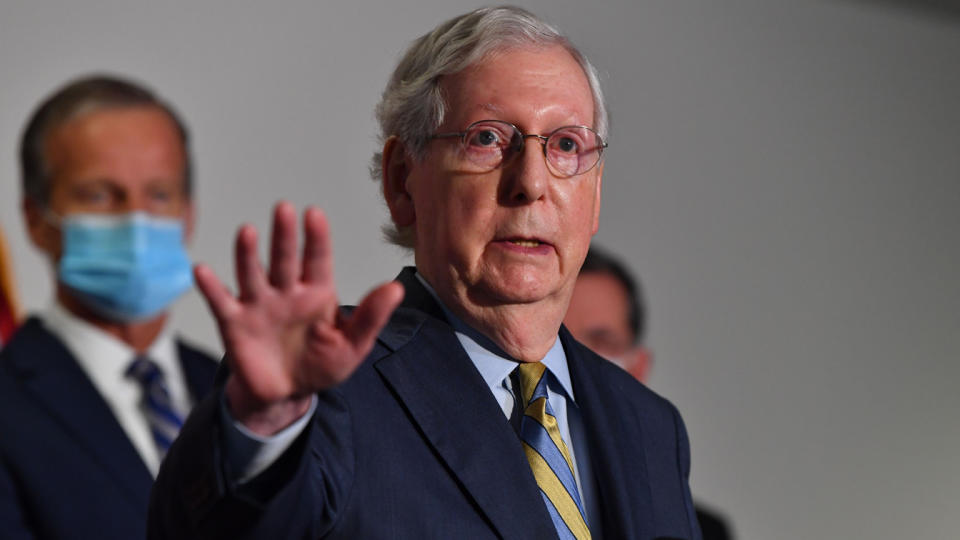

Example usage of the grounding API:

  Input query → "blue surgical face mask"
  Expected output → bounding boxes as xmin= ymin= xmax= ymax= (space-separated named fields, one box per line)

xmin=54 ymin=212 xmax=193 ymax=322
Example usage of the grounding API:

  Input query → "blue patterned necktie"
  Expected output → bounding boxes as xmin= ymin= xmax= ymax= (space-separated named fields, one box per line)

xmin=125 ymin=356 xmax=184 ymax=458
xmin=513 ymin=362 xmax=592 ymax=540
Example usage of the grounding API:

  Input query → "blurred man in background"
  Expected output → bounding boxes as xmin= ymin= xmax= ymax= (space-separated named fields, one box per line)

xmin=0 ymin=75 xmax=217 ymax=540
xmin=563 ymin=245 xmax=652 ymax=382
xmin=564 ymin=245 xmax=734 ymax=540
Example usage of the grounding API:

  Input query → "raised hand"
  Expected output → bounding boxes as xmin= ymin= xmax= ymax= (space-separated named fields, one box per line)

xmin=194 ymin=202 xmax=404 ymax=435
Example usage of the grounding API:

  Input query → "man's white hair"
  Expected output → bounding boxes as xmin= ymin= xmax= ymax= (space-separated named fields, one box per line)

xmin=371 ymin=5 xmax=609 ymax=248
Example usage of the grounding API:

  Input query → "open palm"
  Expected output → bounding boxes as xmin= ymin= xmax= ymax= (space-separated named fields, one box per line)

xmin=194 ymin=202 xmax=404 ymax=433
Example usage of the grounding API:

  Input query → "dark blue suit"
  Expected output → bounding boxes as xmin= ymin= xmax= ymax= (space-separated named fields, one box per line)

xmin=150 ymin=268 xmax=700 ymax=539
xmin=0 ymin=317 xmax=217 ymax=540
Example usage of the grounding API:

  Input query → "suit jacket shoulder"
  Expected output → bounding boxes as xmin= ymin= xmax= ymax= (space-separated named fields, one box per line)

xmin=0 ymin=316 xmax=217 ymax=540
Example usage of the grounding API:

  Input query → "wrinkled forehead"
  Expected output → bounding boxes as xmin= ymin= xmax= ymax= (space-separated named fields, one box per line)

xmin=439 ymin=44 xmax=595 ymax=128
xmin=44 ymin=106 xmax=190 ymax=194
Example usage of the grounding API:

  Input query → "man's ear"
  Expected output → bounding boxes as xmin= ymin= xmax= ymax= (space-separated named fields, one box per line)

xmin=591 ymin=162 xmax=603 ymax=235
xmin=382 ymin=136 xmax=416 ymax=228
xmin=182 ymin=200 xmax=196 ymax=243
xmin=22 ymin=197 xmax=58 ymax=256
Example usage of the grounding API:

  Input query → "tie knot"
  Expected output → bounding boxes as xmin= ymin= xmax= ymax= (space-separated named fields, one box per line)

xmin=126 ymin=355 xmax=163 ymax=387
xmin=514 ymin=361 xmax=548 ymax=406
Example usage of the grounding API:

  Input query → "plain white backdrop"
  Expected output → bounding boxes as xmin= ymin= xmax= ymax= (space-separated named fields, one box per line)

xmin=1 ymin=1 xmax=958 ymax=538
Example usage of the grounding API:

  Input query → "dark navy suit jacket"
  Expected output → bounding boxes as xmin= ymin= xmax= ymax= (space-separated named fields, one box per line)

xmin=0 ymin=317 xmax=217 ymax=540
xmin=149 ymin=268 xmax=701 ymax=539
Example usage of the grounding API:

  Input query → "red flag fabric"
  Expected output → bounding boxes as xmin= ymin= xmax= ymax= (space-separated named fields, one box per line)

xmin=0 ymin=226 xmax=21 ymax=346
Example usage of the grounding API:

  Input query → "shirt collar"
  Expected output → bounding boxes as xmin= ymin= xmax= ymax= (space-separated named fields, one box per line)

xmin=413 ymin=272 xmax=576 ymax=402
xmin=41 ymin=301 xmax=178 ymax=383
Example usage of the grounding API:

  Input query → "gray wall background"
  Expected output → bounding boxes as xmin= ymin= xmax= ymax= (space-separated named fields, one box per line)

xmin=1 ymin=1 xmax=958 ymax=538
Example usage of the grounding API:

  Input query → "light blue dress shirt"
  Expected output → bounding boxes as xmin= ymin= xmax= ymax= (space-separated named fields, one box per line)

xmin=415 ymin=275 xmax=600 ymax=532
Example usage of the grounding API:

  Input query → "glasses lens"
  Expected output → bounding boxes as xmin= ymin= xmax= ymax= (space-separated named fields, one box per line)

xmin=545 ymin=126 xmax=604 ymax=177
xmin=459 ymin=121 xmax=518 ymax=172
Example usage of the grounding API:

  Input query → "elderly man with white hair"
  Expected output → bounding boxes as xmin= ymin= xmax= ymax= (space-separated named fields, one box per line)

xmin=150 ymin=6 xmax=701 ymax=539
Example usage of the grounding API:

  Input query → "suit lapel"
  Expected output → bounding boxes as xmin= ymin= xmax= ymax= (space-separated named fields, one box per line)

xmin=373 ymin=269 xmax=558 ymax=538
xmin=563 ymin=328 xmax=656 ymax=539
xmin=6 ymin=318 xmax=153 ymax=511
xmin=176 ymin=341 xmax=217 ymax=404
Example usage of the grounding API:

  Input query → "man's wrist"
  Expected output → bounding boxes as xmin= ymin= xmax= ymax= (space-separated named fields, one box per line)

xmin=225 ymin=375 xmax=314 ymax=437
xmin=220 ymin=389 xmax=318 ymax=484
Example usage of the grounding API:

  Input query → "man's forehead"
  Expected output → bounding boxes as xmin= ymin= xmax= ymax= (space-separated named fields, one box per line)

xmin=578 ymin=273 xmax=631 ymax=307
xmin=45 ymin=107 xmax=187 ymax=184
xmin=464 ymin=100 xmax=586 ymax=117
xmin=439 ymin=46 xmax=594 ymax=125
xmin=475 ymin=103 xmax=506 ymax=115
xmin=449 ymin=45 xmax=588 ymax=86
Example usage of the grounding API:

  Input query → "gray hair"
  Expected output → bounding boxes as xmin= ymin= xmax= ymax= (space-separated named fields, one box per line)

xmin=371 ymin=6 xmax=609 ymax=248
xmin=20 ymin=74 xmax=192 ymax=206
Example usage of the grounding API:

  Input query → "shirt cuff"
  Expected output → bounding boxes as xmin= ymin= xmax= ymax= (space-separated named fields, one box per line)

xmin=219 ymin=393 xmax=318 ymax=484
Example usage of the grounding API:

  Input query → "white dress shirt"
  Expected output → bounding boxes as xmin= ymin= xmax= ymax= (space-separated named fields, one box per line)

xmin=41 ymin=302 xmax=191 ymax=476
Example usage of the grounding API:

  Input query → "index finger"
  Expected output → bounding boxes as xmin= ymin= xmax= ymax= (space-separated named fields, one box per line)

xmin=195 ymin=263 xmax=241 ymax=321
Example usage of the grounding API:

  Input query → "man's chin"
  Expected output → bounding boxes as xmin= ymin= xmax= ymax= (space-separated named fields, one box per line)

xmin=466 ymin=276 xmax=561 ymax=308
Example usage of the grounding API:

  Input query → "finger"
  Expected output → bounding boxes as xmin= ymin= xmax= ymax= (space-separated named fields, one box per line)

xmin=343 ymin=281 xmax=405 ymax=355
xmin=235 ymin=224 xmax=268 ymax=301
xmin=301 ymin=206 xmax=333 ymax=284
xmin=195 ymin=264 xmax=241 ymax=320
xmin=268 ymin=201 xmax=299 ymax=290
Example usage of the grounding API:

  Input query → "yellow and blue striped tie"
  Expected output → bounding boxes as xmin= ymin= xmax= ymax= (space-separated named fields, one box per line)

xmin=515 ymin=362 xmax=591 ymax=540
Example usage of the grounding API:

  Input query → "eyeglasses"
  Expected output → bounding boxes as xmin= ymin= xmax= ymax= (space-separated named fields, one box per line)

xmin=431 ymin=120 xmax=607 ymax=178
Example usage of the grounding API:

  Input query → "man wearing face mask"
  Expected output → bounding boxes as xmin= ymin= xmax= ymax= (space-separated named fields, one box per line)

xmin=0 ymin=75 xmax=218 ymax=540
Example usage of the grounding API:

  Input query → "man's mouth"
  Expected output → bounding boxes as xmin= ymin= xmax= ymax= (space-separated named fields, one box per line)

xmin=497 ymin=236 xmax=553 ymax=252
xmin=508 ymin=239 xmax=542 ymax=248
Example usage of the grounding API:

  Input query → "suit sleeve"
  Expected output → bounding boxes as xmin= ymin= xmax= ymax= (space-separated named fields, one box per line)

xmin=671 ymin=404 xmax=703 ymax=540
xmin=0 ymin=458 xmax=38 ymax=540
xmin=147 ymin=384 xmax=354 ymax=539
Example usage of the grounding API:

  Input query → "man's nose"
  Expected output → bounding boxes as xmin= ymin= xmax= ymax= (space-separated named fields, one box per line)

xmin=502 ymin=137 xmax=550 ymax=204
xmin=118 ymin=195 xmax=148 ymax=214
xmin=123 ymin=191 xmax=167 ymax=215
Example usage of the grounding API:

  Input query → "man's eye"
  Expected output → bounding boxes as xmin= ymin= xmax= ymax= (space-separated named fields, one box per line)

xmin=150 ymin=190 xmax=173 ymax=202
xmin=554 ymin=136 xmax=580 ymax=154
xmin=468 ymin=129 xmax=502 ymax=147
xmin=76 ymin=187 xmax=111 ymax=204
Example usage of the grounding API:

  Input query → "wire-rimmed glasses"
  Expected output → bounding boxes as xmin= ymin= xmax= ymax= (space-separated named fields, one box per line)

xmin=431 ymin=120 xmax=607 ymax=178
